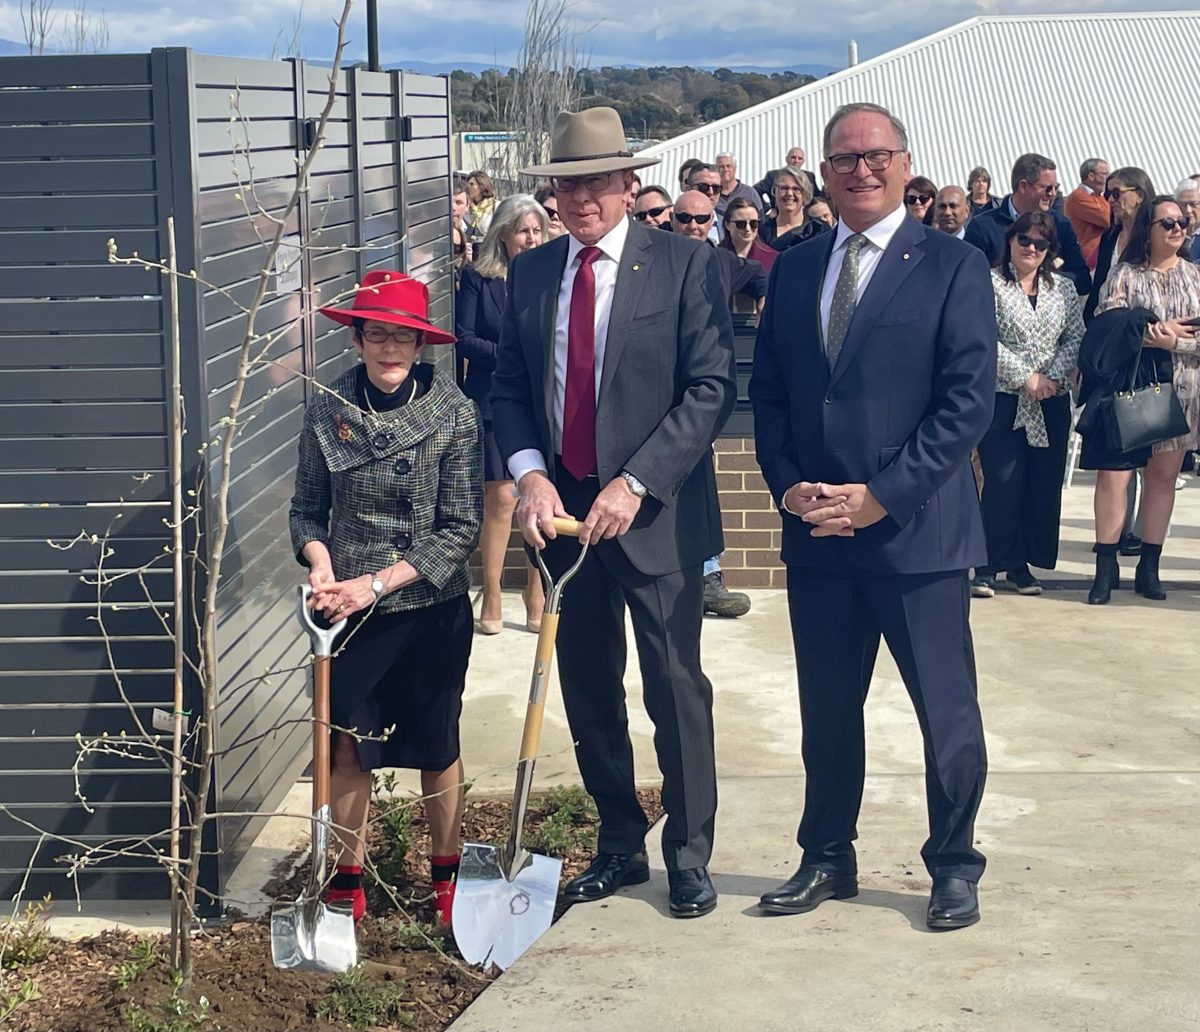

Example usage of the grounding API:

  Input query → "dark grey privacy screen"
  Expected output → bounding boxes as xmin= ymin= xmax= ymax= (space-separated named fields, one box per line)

xmin=0 ymin=50 xmax=454 ymax=904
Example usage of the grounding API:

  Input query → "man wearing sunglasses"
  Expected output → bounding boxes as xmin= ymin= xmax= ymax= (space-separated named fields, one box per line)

xmin=632 ymin=185 xmax=674 ymax=228
xmin=493 ymin=107 xmax=736 ymax=920
xmin=687 ymin=163 xmax=724 ymax=242
xmin=964 ymin=152 xmax=1091 ymax=294
xmin=750 ymin=102 xmax=996 ymax=932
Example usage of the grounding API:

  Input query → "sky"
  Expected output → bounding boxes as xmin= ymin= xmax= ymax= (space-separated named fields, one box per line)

xmin=0 ymin=0 xmax=1193 ymax=71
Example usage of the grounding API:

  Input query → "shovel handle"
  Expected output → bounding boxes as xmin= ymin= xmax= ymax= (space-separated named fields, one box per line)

xmin=519 ymin=612 xmax=561 ymax=761
xmin=548 ymin=517 xmax=582 ymax=538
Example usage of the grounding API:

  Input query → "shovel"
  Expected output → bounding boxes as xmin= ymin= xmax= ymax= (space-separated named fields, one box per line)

xmin=271 ymin=584 xmax=358 ymax=974
xmin=453 ymin=517 xmax=589 ymax=970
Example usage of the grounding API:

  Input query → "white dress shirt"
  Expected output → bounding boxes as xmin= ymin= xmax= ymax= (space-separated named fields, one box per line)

xmin=819 ymin=203 xmax=909 ymax=345
xmin=506 ymin=216 xmax=630 ymax=485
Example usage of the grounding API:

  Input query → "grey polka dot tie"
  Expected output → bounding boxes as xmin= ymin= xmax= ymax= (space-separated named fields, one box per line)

xmin=826 ymin=233 xmax=867 ymax=369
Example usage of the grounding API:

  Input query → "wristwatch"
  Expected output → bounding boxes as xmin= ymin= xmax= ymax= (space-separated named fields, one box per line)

xmin=370 ymin=575 xmax=386 ymax=599
xmin=620 ymin=470 xmax=647 ymax=498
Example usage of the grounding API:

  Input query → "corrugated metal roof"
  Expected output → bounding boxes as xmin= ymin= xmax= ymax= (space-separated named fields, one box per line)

xmin=634 ymin=12 xmax=1200 ymax=198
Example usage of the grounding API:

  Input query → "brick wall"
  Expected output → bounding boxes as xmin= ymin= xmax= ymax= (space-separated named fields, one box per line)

xmin=471 ymin=437 xmax=786 ymax=589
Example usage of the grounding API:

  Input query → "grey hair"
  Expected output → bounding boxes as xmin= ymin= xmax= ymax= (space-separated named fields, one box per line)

xmin=474 ymin=194 xmax=548 ymax=280
xmin=715 ymin=152 xmax=735 ymax=164
xmin=1079 ymin=157 xmax=1107 ymax=181
xmin=822 ymin=103 xmax=910 ymax=156
xmin=773 ymin=164 xmax=814 ymax=204
xmin=686 ymin=162 xmax=718 ymax=185
xmin=1174 ymin=178 xmax=1200 ymax=200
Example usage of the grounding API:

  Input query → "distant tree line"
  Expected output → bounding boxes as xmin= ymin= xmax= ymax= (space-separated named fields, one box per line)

xmin=452 ymin=65 xmax=816 ymax=138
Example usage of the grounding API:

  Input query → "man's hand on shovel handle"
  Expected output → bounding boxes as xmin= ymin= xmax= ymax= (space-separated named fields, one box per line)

xmin=516 ymin=470 xmax=572 ymax=549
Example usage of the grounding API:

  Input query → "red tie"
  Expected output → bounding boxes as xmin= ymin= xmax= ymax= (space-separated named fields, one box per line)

xmin=562 ymin=246 xmax=602 ymax=480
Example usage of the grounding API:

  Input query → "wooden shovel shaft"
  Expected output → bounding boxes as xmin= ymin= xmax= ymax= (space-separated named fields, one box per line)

xmin=312 ymin=655 xmax=331 ymax=813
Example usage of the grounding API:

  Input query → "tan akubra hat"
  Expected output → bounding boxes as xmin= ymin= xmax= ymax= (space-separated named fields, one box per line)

xmin=522 ymin=107 xmax=660 ymax=178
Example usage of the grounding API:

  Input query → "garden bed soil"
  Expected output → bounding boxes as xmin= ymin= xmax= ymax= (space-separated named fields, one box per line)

xmin=5 ymin=788 xmax=663 ymax=1032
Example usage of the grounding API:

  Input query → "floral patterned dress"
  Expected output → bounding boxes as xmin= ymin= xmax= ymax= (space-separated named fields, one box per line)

xmin=1095 ymin=259 xmax=1200 ymax=452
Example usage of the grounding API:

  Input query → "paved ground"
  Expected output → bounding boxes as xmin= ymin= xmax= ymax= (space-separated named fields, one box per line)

xmin=46 ymin=475 xmax=1200 ymax=1032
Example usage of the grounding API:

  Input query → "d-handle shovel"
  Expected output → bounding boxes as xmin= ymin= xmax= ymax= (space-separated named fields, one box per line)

xmin=453 ymin=517 xmax=589 ymax=970
xmin=271 ymin=585 xmax=358 ymax=973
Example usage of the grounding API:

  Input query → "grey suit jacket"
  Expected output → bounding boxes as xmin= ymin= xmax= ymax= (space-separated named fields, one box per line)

xmin=491 ymin=221 xmax=737 ymax=577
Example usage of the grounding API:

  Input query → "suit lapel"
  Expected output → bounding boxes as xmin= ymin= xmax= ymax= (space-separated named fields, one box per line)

xmin=523 ymin=237 xmax=568 ymax=438
xmin=829 ymin=217 xmax=925 ymax=387
xmin=597 ymin=220 xmax=653 ymax=402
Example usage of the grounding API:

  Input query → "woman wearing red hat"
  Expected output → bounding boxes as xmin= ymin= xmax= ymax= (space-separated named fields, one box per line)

xmin=290 ymin=270 xmax=482 ymax=925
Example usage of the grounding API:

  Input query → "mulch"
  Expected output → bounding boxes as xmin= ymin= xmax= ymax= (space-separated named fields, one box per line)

xmin=4 ymin=788 xmax=663 ymax=1032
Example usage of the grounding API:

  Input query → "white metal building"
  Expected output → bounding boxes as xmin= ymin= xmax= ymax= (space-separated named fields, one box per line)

xmin=635 ymin=12 xmax=1200 ymax=199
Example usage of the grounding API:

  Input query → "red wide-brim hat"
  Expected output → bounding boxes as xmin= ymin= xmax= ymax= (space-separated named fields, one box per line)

xmin=318 ymin=269 xmax=456 ymax=345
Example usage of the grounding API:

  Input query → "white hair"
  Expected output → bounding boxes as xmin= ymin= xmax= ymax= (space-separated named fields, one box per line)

xmin=473 ymin=194 xmax=548 ymax=280
xmin=715 ymin=152 xmax=735 ymax=164
xmin=1174 ymin=178 xmax=1200 ymax=200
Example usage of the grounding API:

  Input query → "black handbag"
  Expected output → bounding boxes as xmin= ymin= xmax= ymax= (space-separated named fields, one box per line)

xmin=1103 ymin=352 xmax=1189 ymax=453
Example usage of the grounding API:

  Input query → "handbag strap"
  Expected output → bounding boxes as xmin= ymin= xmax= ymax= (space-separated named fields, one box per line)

xmin=1125 ymin=348 xmax=1161 ymax=394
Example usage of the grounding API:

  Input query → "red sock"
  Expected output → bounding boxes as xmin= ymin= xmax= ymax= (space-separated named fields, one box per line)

xmin=431 ymin=854 xmax=460 ymax=926
xmin=326 ymin=864 xmax=366 ymax=922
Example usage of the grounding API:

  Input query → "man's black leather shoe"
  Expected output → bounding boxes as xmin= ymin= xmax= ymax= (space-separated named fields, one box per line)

xmin=758 ymin=865 xmax=858 ymax=914
xmin=562 ymin=851 xmax=650 ymax=902
xmin=926 ymin=877 xmax=980 ymax=930
xmin=667 ymin=866 xmax=717 ymax=918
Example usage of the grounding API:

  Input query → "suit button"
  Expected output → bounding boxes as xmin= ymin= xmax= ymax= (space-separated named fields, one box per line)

xmin=392 ymin=532 xmax=411 ymax=550
xmin=394 ymin=457 xmax=411 ymax=474
xmin=396 ymin=497 xmax=412 ymax=514
xmin=824 ymin=395 xmax=833 ymax=405
xmin=372 ymin=432 xmax=391 ymax=450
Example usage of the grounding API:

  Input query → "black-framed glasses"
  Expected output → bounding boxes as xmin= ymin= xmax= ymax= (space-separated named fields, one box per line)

xmin=774 ymin=185 xmax=805 ymax=196
xmin=549 ymin=172 xmax=616 ymax=194
xmin=691 ymin=182 xmax=720 ymax=195
xmin=905 ymin=193 xmax=932 ymax=206
xmin=826 ymin=148 xmax=905 ymax=174
xmin=542 ymin=205 xmax=560 ymax=220
xmin=731 ymin=218 xmax=760 ymax=231
xmin=673 ymin=211 xmax=712 ymax=225
xmin=362 ymin=326 xmax=420 ymax=344
xmin=1104 ymin=186 xmax=1137 ymax=202
xmin=1154 ymin=217 xmax=1191 ymax=232
xmin=1016 ymin=234 xmax=1050 ymax=252
xmin=633 ymin=205 xmax=670 ymax=222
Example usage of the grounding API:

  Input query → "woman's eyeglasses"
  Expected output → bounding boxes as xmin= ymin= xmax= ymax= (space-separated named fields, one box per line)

xmin=1154 ymin=217 xmax=1191 ymax=232
xmin=542 ymin=205 xmax=560 ymax=221
xmin=1016 ymin=234 xmax=1050 ymax=252
xmin=633 ymin=205 xmax=669 ymax=222
xmin=731 ymin=219 xmax=760 ymax=231
xmin=905 ymin=193 xmax=932 ymax=206
xmin=673 ymin=211 xmax=713 ymax=225
xmin=362 ymin=327 xmax=420 ymax=344
xmin=1104 ymin=186 xmax=1137 ymax=202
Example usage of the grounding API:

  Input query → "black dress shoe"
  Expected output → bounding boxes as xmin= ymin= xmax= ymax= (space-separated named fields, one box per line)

xmin=667 ymin=866 xmax=717 ymax=918
xmin=758 ymin=865 xmax=858 ymax=914
xmin=562 ymin=851 xmax=650 ymax=903
xmin=926 ymin=877 xmax=980 ymax=930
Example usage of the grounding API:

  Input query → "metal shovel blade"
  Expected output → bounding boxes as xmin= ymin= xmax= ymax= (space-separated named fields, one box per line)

xmin=452 ymin=842 xmax=562 ymax=970
xmin=270 ymin=895 xmax=358 ymax=974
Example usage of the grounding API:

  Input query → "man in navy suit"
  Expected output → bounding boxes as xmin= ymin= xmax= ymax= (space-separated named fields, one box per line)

xmin=964 ymin=152 xmax=1092 ymax=294
xmin=749 ymin=103 xmax=996 ymax=930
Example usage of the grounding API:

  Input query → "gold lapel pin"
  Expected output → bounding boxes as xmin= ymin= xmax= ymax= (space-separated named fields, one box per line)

xmin=335 ymin=414 xmax=352 ymax=442
xmin=902 ymin=253 xmax=911 ymax=260
xmin=632 ymin=263 xmax=641 ymax=271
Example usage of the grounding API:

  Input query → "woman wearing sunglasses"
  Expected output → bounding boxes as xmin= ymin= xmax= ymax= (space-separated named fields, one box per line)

xmin=972 ymin=213 xmax=1084 ymax=598
xmin=759 ymin=164 xmax=829 ymax=252
xmin=719 ymin=197 xmax=775 ymax=315
xmin=1086 ymin=196 xmax=1200 ymax=603
xmin=904 ymin=175 xmax=938 ymax=225
xmin=534 ymin=184 xmax=566 ymax=239
xmin=1085 ymin=167 xmax=1155 ymax=323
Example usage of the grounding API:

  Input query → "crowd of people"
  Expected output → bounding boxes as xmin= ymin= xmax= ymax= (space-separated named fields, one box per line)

xmin=288 ymin=101 xmax=1199 ymax=935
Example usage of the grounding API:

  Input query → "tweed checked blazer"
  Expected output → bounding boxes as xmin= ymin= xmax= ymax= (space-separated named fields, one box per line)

xmin=289 ymin=364 xmax=483 ymax=612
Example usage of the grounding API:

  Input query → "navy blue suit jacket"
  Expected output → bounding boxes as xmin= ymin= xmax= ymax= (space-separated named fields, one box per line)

xmin=454 ymin=264 xmax=507 ymax=421
xmin=964 ymin=196 xmax=1092 ymax=295
xmin=749 ymin=215 xmax=996 ymax=574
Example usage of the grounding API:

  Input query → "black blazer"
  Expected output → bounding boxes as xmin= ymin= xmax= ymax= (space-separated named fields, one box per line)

xmin=454 ymin=264 xmax=507 ymax=421
xmin=750 ymin=216 xmax=996 ymax=575
xmin=491 ymin=221 xmax=737 ymax=577
xmin=1084 ymin=226 xmax=1121 ymax=324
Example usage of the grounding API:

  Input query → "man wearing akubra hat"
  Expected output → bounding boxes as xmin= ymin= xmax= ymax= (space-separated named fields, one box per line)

xmin=491 ymin=107 xmax=737 ymax=918
xmin=290 ymin=270 xmax=482 ymax=926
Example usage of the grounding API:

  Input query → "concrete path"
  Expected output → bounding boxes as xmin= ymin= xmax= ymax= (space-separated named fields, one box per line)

xmin=448 ymin=473 xmax=1200 ymax=1032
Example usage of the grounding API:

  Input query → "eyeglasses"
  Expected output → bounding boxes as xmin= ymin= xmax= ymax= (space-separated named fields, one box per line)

xmin=731 ymin=219 xmax=760 ymax=230
xmin=549 ymin=172 xmax=615 ymax=194
xmin=1104 ymin=186 xmax=1137 ymax=202
xmin=1154 ymin=217 xmax=1191 ymax=232
xmin=542 ymin=205 xmax=560 ymax=221
xmin=633 ymin=205 xmax=670 ymax=222
xmin=362 ymin=326 xmax=420 ymax=344
xmin=691 ymin=182 xmax=720 ymax=195
xmin=826 ymin=149 xmax=905 ymax=174
xmin=1016 ymin=234 xmax=1050 ymax=252
xmin=775 ymin=185 xmax=805 ymax=196
xmin=905 ymin=193 xmax=932 ymax=206
xmin=673 ymin=211 xmax=713 ymax=225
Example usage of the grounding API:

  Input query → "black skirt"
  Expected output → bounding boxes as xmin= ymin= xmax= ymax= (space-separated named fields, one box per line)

xmin=481 ymin=419 xmax=510 ymax=482
xmin=329 ymin=594 xmax=473 ymax=771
